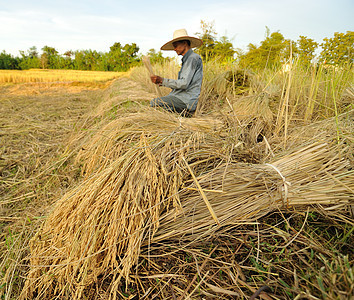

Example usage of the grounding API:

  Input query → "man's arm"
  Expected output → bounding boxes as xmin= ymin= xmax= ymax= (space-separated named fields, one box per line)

xmin=150 ymin=56 xmax=201 ymax=90
xmin=162 ymin=56 xmax=200 ymax=90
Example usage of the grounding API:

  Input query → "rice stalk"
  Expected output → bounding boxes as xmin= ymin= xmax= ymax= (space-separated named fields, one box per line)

xmin=275 ymin=46 xmax=293 ymax=141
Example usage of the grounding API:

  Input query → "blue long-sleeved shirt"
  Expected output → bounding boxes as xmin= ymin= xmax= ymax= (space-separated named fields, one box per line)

xmin=161 ymin=49 xmax=203 ymax=111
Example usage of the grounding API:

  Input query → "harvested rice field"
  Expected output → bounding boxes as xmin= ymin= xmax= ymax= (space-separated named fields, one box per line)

xmin=0 ymin=65 xmax=353 ymax=300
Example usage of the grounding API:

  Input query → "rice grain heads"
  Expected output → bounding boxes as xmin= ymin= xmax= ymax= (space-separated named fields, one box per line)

xmin=22 ymin=110 xmax=353 ymax=299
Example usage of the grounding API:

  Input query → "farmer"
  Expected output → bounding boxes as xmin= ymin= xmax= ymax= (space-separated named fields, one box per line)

xmin=150 ymin=29 xmax=203 ymax=117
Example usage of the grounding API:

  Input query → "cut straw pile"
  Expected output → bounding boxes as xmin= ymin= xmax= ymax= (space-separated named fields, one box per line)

xmin=22 ymin=110 xmax=353 ymax=299
xmin=154 ymin=143 xmax=353 ymax=243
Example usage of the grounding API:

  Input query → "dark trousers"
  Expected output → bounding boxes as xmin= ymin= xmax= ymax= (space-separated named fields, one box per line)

xmin=150 ymin=95 xmax=195 ymax=117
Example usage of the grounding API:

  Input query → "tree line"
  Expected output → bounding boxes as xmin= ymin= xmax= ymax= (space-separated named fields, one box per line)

xmin=0 ymin=42 xmax=142 ymax=71
xmin=0 ymin=22 xmax=352 ymax=71
xmin=196 ymin=21 xmax=353 ymax=69
xmin=237 ymin=29 xmax=353 ymax=69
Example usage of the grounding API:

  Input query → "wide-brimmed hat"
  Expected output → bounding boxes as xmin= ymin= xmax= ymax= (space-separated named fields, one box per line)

xmin=161 ymin=29 xmax=203 ymax=51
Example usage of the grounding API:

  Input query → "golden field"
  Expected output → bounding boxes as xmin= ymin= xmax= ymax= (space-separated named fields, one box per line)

xmin=0 ymin=69 xmax=124 ymax=84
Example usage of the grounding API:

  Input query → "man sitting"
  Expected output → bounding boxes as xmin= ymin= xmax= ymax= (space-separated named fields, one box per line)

xmin=150 ymin=29 xmax=203 ymax=117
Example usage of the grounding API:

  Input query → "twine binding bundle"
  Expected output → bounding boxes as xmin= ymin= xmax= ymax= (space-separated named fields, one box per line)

xmin=22 ymin=111 xmax=353 ymax=299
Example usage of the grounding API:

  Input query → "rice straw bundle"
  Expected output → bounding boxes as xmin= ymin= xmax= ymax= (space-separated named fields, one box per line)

xmin=22 ymin=110 xmax=353 ymax=299
xmin=22 ymin=113 xmax=232 ymax=299
xmin=23 ymin=138 xmax=178 ymax=299
xmin=285 ymin=110 xmax=353 ymax=159
xmin=75 ymin=109 xmax=226 ymax=177
xmin=153 ymin=142 xmax=354 ymax=242
xmin=231 ymin=93 xmax=273 ymax=124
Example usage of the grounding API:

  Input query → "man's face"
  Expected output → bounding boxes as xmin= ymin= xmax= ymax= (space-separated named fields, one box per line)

xmin=172 ymin=41 xmax=187 ymax=56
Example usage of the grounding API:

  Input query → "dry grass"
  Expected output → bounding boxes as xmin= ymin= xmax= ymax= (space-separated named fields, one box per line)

xmin=20 ymin=107 xmax=353 ymax=299
xmin=1 ymin=64 xmax=353 ymax=300
xmin=0 ymin=77 xmax=125 ymax=300
xmin=0 ymin=82 xmax=102 ymax=209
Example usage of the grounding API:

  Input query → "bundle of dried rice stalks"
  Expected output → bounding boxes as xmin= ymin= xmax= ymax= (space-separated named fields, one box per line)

xmin=225 ymin=92 xmax=274 ymax=145
xmin=285 ymin=109 xmax=353 ymax=159
xmin=74 ymin=109 xmax=235 ymax=177
xmin=154 ymin=142 xmax=353 ymax=243
xmin=22 ymin=112 xmax=232 ymax=299
xmin=22 ymin=110 xmax=353 ymax=299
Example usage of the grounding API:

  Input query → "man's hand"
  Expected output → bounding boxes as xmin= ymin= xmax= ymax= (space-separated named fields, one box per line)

xmin=150 ymin=75 xmax=163 ymax=85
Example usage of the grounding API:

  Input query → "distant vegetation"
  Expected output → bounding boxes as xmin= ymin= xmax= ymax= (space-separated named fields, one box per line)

xmin=0 ymin=43 xmax=141 ymax=72
xmin=0 ymin=21 xmax=353 ymax=72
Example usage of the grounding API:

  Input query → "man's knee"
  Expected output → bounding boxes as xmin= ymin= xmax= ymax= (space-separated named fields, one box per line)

xmin=150 ymin=99 xmax=155 ymax=107
xmin=150 ymin=98 xmax=173 ymax=112
xmin=150 ymin=98 xmax=163 ymax=107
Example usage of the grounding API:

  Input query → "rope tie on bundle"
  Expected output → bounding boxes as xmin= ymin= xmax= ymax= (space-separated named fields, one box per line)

xmin=265 ymin=163 xmax=292 ymax=208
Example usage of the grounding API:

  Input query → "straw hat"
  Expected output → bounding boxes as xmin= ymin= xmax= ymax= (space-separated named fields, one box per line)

xmin=161 ymin=29 xmax=203 ymax=50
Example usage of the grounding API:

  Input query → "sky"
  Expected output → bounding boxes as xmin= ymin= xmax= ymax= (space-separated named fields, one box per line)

xmin=1 ymin=0 xmax=353 ymax=58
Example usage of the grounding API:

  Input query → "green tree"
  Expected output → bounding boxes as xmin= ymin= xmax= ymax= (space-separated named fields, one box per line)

xmin=238 ymin=30 xmax=291 ymax=69
xmin=40 ymin=53 xmax=48 ymax=69
xmin=260 ymin=31 xmax=288 ymax=67
xmin=107 ymin=42 xmax=140 ymax=71
xmin=297 ymin=36 xmax=318 ymax=65
xmin=0 ymin=51 xmax=20 ymax=69
xmin=320 ymin=31 xmax=353 ymax=65
xmin=195 ymin=20 xmax=217 ymax=61
xmin=73 ymin=50 xmax=85 ymax=70
xmin=28 ymin=46 xmax=39 ymax=59
xmin=195 ymin=20 xmax=235 ymax=62
xmin=18 ymin=46 xmax=41 ymax=69
xmin=62 ymin=50 xmax=74 ymax=69
xmin=41 ymin=46 xmax=59 ymax=69
xmin=108 ymin=42 xmax=123 ymax=71
xmin=84 ymin=49 xmax=102 ymax=70
xmin=214 ymin=36 xmax=235 ymax=62
xmin=146 ymin=48 xmax=168 ymax=64
xmin=96 ymin=52 xmax=110 ymax=71
xmin=284 ymin=39 xmax=298 ymax=61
